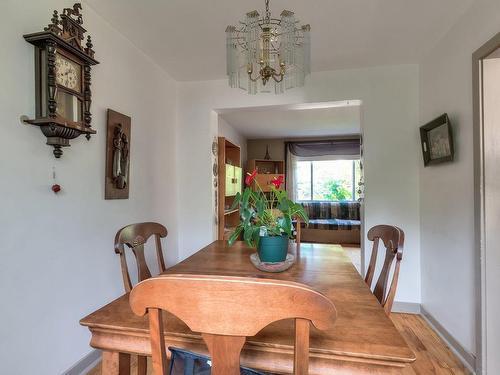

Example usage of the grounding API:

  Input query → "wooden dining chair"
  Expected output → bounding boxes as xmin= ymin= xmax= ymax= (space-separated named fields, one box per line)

xmin=114 ymin=222 xmax=168 ymax=292
xmin=130 ymin=274 xmax=337 ymax=375
xmin=114 ymin=222 xmax=168 ymax=375
xmin=364 ymin=225 xmax=404 ymax=315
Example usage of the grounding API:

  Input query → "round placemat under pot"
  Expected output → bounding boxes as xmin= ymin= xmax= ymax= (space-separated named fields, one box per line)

xmin=250 ymin=253 xmax=295 ymax=273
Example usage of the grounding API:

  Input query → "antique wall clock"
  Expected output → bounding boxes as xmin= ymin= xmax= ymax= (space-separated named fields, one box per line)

xmin=23 ymin=3 xmax=99 ymax=158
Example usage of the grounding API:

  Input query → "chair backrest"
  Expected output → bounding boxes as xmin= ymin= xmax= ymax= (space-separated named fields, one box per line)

xmin=364 ymin=225 xmax=404 ymax=315
xmin=114 ymin=222 xmax=168 ymax=292
xmin=129 ymin=274 xmax=337 ymax=375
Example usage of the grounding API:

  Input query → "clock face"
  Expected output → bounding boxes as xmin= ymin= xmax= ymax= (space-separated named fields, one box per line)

xmin=55 ymin=54 xmax=81 ymax=92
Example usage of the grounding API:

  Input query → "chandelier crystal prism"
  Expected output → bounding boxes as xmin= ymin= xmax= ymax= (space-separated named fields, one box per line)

xmin=226 ymin=0 xmax=311 ymax=94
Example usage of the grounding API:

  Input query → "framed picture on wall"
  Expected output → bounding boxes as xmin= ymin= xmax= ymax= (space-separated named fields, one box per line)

xmin=420 ymin=113 xmax=454 ymax=166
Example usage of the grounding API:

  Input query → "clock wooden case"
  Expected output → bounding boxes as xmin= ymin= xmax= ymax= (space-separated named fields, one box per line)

xmin=23 ymin=3 xmax=99 ymax=158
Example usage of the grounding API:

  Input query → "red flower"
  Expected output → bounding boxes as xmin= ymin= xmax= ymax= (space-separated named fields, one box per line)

xmin=51 ymin=184 xmax=61 ymax=193
xmin=271 ymin=175 xmax=284 ymax=189
xmin=245 ymin=169 xmax=257 ymax=186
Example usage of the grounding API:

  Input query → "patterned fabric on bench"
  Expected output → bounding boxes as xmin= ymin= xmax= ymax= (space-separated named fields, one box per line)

xmin=300 ymin=202 xmax=361 ymax=231
xmin=301 ymin=201 xmax=360 ymax=221
xmin=301 ymin=218 xmax=361 ymax=230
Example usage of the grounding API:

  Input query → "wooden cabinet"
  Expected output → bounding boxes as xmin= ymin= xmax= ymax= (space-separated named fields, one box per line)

xmin=218 ymin=138 xmax=242 ymax=240
xmin=234 ymin=166 xmax=242 ymax=195
xmin=248 ymin=159 xmax=285 ymax=192
xmin=225 ymin=164 xmax=235 ymax=197
xmin=225 ymin=165 xmax=242 ymax=197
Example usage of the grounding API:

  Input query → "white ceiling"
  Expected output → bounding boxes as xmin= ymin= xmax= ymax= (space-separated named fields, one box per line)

xmin=84 ymin=0 xmax=474 ymax=81
xmin=218 ymin=102 xmax=361 ymax=139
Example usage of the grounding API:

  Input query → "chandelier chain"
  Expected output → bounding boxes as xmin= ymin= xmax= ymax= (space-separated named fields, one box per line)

xmin=265 ymin=0 xmax=270 ymax=22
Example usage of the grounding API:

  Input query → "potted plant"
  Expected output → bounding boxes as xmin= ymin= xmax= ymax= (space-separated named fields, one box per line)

xmin=228 ymin=169 xmax=309 ymax=263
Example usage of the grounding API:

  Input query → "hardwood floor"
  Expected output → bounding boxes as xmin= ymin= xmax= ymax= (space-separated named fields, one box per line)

xmin=394 ymin=314 xmax=471 ymax=375
xmin=342 ymin=244 xmax=361 ymax=273
xmin=86 ymin=313 xmax=470 ymax=375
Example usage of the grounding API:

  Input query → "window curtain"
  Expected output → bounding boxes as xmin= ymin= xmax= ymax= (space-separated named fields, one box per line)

xmin=285 ymin=150 xmax=299 ymax=200
xmin=288 ymin=138 xmax=360 ymax=160
xmin=285 ymin=138 xmax=361 ymax=199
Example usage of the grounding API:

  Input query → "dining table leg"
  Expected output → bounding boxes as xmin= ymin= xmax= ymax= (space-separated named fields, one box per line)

xmin=102 ymin=351 xmax=131 ymax=375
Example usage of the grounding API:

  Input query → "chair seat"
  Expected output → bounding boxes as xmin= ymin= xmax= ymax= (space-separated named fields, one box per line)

xmin=169 ymin=347 xmax=270 ymax=375
xmin=301 ymin=218 xmax=361 ymax=230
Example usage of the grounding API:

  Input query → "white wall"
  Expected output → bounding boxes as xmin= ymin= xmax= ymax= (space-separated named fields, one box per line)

xmin=419 ymin=0 xmax=500 ymax=359
xmin=217 ymin=117 xmax=248 ymax=168
xmin=176 ymin=65 xmax=421 ymax=305
xmin=0 ymin=1 xmax=178 ymax=374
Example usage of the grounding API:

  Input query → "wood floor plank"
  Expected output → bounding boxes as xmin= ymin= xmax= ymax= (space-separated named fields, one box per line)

xmin=391 ymin=314 xmax=471 ymax=375
xmin=86 ymin=313 xmax=471 ymax=375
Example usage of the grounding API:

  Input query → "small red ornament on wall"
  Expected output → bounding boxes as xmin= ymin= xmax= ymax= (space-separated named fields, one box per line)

xmin=51 ymin=166 xmax=61 ymax=194
xmin=52 ymin=184 xmax=61 ymax=193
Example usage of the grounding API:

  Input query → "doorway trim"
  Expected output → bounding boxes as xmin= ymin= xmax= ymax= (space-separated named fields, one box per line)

xmin=472 ymin=31 xmax=500 ymax=375
xmin=214 ymin=100 xmax=366 ymax=273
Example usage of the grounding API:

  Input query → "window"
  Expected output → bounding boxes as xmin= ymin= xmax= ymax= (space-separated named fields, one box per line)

xmin=296 ymin=159 xmax=361 ymax=201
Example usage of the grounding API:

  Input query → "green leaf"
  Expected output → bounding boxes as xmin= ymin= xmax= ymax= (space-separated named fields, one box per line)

xmin=281 ymin=215 xmax=292 ymax=236
xmin=228 ymin=225 xmax=243 ymax=246
xmin=251 ymin=226 xmax=261 ymax=247
xmin=230 ymin=192 xmax=241 ymax=210
xmin=278 ymin=199 xmax=290 ymax=213
xmin=241 ymin=207 xmax=254 ymax=227
xmin=243 ymin=223 xmax=254 ymax=245
xmin=242 ymin=187 xmax=251 ymax=206
xmin=275 ymin=189 xmax=287 ymax=202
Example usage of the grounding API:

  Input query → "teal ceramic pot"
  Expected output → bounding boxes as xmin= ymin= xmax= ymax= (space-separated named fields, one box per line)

xmin=257 ymin=235 xmax=289 ymax=263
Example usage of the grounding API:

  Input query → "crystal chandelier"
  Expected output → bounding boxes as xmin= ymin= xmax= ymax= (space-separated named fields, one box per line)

xmin=226 ymin=0 xmax=311 ymax=94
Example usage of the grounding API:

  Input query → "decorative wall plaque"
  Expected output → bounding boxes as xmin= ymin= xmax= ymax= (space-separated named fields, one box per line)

xmin=23 ymin=3 xmax=99 ymax=158
xmin=105 ymin=109 xmax=131 ymax=199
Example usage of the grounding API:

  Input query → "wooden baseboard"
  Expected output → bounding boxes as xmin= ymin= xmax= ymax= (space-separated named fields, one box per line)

xmin=420 ymin=306 xmax=476 ymax=374
xmin=62 ymin=349 xmax=101 ymax=375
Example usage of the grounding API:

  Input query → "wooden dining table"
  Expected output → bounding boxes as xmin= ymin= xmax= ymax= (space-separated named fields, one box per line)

xmin=80 ymin=241 xmax=415 ymax=374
